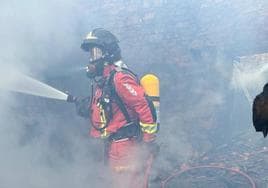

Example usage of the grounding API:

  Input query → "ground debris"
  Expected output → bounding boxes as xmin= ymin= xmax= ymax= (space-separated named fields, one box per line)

xmin=159 ymin=133 xmax=268 ymax=188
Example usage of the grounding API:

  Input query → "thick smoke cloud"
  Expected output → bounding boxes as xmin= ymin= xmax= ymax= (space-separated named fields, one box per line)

xmin=0 ymin=0 xmax=268 ymax=187
xmin=0 ymin=0 xmax=109 ymax=188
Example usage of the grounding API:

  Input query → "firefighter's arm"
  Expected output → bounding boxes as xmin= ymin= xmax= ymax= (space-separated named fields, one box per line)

xmin=114 ymin=72 xmax=157 ymax=142
xmin=252 ymin=96 xmax=265 ymax=130
xmin=253 ymin=96 xmax=258 ymax=125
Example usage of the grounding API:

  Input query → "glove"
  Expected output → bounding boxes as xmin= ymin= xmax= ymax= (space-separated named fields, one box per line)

xmin=143 ymin=141 xmax=160 ymax=156
xmin=74 ymin=96 xmax=90 ymax=118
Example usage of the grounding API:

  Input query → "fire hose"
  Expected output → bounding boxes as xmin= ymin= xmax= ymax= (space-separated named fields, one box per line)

xmin=160 ymin=146 xmax=268 ymax=187
xmin=161 ymin=165 xmax=256 ymax=188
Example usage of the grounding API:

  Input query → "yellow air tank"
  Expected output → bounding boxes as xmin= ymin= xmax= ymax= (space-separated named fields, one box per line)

xmin=140 ymin=74 xmax=160 ymax=126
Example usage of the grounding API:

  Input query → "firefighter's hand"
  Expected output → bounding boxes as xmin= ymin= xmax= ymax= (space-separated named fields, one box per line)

xmin=143 ymin=141 xmax=160 ymax=156
xmin=74 ymin=96 xmax=90 ymax=118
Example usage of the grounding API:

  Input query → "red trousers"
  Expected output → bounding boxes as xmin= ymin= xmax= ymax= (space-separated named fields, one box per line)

xmin=108 ymin=138 xmax=153 ymax=188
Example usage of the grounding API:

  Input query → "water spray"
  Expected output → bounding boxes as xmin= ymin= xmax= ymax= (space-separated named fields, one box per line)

xmin=232 ymin=61 xmax=253 ymax=105
xmin=0 ymin=70 xmax=76 ymax=103
xmin=232 ymin=58 xmax=268 ymax=105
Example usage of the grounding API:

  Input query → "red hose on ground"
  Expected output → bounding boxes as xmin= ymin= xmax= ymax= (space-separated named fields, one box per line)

xmin=161 ymin=165 xmax=256 ymax=188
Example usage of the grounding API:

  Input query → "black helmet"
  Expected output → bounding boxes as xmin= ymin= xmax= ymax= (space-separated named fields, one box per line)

xmin=81 ymin=28 xmax=121 ymax=63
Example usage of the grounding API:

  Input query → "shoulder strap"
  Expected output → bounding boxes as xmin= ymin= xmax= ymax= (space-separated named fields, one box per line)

xmin=108 ymin=68 xmax=157 ymax=125
xmin=108 ymin=70 xmax=132 ymax=123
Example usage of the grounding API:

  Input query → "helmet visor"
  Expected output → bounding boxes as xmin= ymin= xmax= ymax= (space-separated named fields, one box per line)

xmin=89 ymin=47 xmax=103 ymax=62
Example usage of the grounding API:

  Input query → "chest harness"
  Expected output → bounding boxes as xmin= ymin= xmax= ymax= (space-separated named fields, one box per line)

xmin=91 ymin=68 xmax=143 ymax=140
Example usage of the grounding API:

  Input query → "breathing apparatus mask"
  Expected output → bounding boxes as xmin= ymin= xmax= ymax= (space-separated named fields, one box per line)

xmin=86 ymin=46 xmax=107 ymax=79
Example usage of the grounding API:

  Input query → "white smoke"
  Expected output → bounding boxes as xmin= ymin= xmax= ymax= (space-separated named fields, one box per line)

xmin=0 ymin=0 xmax=110 ymax=188
xmin=0 ymin=0 xmax=267 ymax=187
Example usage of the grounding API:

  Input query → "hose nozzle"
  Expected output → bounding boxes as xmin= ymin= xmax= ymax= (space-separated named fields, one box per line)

xmin=66 ymin=94 xmax=77 ymax=103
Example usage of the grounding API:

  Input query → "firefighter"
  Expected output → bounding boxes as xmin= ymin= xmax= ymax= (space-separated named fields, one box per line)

xmin=253 ymin=82 xmax=268 ymax=137
xmin=76 ymin=28 xmax=159 ymax=188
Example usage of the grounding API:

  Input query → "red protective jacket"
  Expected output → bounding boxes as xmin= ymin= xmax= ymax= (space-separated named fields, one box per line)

xmin=89 ymin=64 xmax=156 ymax=142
